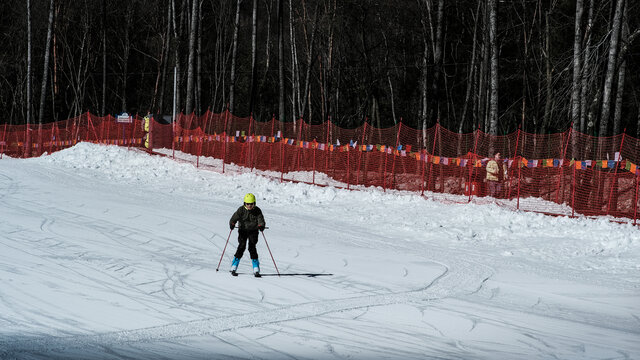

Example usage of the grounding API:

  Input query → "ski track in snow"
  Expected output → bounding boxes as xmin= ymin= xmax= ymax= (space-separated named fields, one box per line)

xmin=0 ymin=265 xmax=461 ymax=355
xmin=0 ymin=157 xmax=495 ymax=357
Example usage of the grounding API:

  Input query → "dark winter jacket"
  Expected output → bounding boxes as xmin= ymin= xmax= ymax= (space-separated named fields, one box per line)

xmin=230 ymin=205 xmax=265 ymax=231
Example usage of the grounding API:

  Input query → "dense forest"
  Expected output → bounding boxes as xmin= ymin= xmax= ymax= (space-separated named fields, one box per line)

xmin=1 ymin=0 xmax=639 ymax=137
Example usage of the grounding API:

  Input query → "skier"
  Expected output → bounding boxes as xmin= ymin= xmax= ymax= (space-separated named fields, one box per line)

xmin=229 ymin=193 xmax=266 ymax=277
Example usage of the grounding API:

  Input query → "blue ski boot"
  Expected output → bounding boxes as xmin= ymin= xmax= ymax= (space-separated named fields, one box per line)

xmin=230 ymin=257 xmax=240 ymax=276
xmin=252 ymin=259 xmax=261 ymax=278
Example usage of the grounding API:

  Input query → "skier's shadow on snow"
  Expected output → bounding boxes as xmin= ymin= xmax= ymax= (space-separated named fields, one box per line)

xmin=260 ymin=273 xmax=333 ymax=277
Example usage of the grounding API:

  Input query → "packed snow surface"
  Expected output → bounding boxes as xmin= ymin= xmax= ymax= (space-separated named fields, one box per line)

xmin=0 ymin=142 xmax=638 ymax=359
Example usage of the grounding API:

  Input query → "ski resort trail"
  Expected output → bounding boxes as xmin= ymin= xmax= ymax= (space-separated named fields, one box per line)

xmin=0 ymin=144 xmax=638 ymax=359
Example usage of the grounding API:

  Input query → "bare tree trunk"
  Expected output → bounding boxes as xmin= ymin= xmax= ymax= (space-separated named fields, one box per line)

xmin=277 ymin=0 xmax=285 ymax=122
xmin=154 ymin=4 xmax=172 ymax=114
xmin=380 ymin=27 xmax=396 ymax=127
xmin=300 ymin=4 xmax=319 ymax=119
xmin=598 ymin=0 xmax=624 ymax=137
xmin=289 ymin=0 xmax=299 ymax=125
xmin=612 ymin=58 xmax=626 ymax=136
xmin=570 ymin=0 xmax=584 ymax=127
xmin=196 ymin=0 xmax=202 ymax=114
xmin=120 ymin=4 xmax=133 ymax=112
xmin=477 ymin=3 xmax=489 ymax=132
xmin=260 ymin=0 xmax=273 ymax=93
xmin=613 ymin=14 xmax=629 ymax=136
xmin=38 ymin=0 xmax=54 ymax=125
xmin=171 ymin=0 xmax=183 ymax=114
xmin=636 ymin=89 xmax=640 ymax=139
xmin=26 ymin=0 xmax=32 ymax=126
xmin=579 ymin=0 xmax=595 ymax=133
xmin=229 ymin=0 xmax=242 ymax=113
xmin=459 ymin=1 xmax=481 ymax=134
xmin=419 ymin=34 xmax=428 ymax=130
xmin=520 ymin=0 xmax=532 ymax=133
xmin=488 ymin=0 xmax=499 ymax=135
xmin=429 ymin=0 xmax=444 ymax=124
xmin=387 ymin=73 xmax=396 ymax=126
xmin=185 ymin=0 xmax=198 ymax=115
xmin=324 ymin=0 xmax=337 ymax=122
xmin=418 ymin=0 xmax=429 ymax=130
xmin=543 ymin=10 xmax=553 ymax=133
xmin=60 ymin=7 xmax=91 ymax=119
xmin=101 ymin=0 xmax=106 ymax=116
xmin=249 ymin=0 xmax=258 ymax=114
xmin=211 ymin=2 xmax=232 ymax=113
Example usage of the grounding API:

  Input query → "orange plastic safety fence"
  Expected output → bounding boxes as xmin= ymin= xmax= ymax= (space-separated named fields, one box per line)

xmin=2 ymin=111 xmax=638 ymax=224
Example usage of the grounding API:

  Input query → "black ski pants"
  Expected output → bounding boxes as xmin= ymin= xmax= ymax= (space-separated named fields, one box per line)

xmin=233 ymin=229 xmax=259 ymax=260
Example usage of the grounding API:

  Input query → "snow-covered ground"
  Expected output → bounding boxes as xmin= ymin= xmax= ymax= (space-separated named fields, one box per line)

xmin=0 ymin=142 xmax=638 ymax=360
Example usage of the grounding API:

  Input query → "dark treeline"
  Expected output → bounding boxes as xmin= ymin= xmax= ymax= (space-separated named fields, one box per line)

xmin=1 ymin=0 xmax=639 ymax=136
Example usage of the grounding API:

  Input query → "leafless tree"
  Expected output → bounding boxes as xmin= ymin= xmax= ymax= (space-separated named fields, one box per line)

xmin=185 ymin=0 xmax=199 ymax=114
xmin=229 ymin=0 xmax=242 ymax=113
xmin=598 ymin=0 xmax=624 ymax=136
xmin=488 ymin=0 xmax=499 ymax=135
xmin=570 ymin=0 xmax=584 ymax=129
xmin=26 ymin=0 xmax=32 ymax=127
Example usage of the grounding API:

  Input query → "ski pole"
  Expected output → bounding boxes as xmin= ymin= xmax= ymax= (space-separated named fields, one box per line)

xmin=216 ymin=228 xmax=234 ymax=272
xmin=260 ymin=230 xmax=280 ymax=277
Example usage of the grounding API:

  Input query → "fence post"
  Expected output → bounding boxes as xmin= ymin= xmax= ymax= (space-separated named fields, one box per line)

xmin=325 ymin=117 xmax=330 ymax=174
xmin=86 ymin=112 xmax=93 ymax=142
xmin=99 ymin=115 xmax=104 ymax=144
xmin=508 ymin=126 xmax=521 ymax=199
xmin=556 ymin=125 xmax=572 ymax=204
xmin=346 ymin=144 xmax=351 ymax=190
xmin=356 ymin=120 xmax=367 ymax=186
xmin=299 ymin=118 xmax=305 ymax=171
xmin=634 ymin=175 xmax=638 ymax=226
xmin=35 ymin=123 xmax=41 ymax=156
xmin=312 ymin=140 xmax=317 ymax=185
xmin=75 ymin=115 xmax=82 ymax=146
xmin=1 ymin=123 xmax=6 ymax=159
xmin=571 ymin=160 xmax=576 ymax=217
xmin=55 ymin=121 xmax=61 ymax=152
xmin=222 ymin=108 xmax=229 ymax=173
xmin=172 ymin=113 xmax=176 ymax=159
xmin=389 ymin=122 xmax=402 ymax=190
xmin=49 ymin=124 xmax=55 ymax=153
xmin=426 ymin=123 xmax=439 ymax=194
xmin=197 ymin=126 xmax=204 ymax=168
xmin=70 ymin=116 xmax=76 ymax=148
xmin=181 ymin=113 xmax=189 ymax=153
xmin=280 ymin=136 xmax=285 ymax=183
xmin=606 ymin=129 xmax=626 ymax=216
xmin=467 ymin=127 xmax=480 ymax=203
xmin=517 ymin=156 xmax=522 ymax=210
xmin=127 ymin=114 xmax=135 ymax=150
xmin=248 ymin=113 xmax=254 ymax=171
xmin=420 ymin=126 xmax=427 ymax=195
xmin=200 ymin=111 xmax=211 ymax=161
xmin=268 ymin=114 xmax=275 ymax=171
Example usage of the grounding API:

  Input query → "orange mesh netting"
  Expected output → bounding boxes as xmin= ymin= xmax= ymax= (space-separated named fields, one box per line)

xmin=2 ymin=111 xmax=638 ymax=224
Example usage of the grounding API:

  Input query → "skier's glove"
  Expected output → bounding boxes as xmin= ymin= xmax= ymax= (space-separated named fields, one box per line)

xmin=258 ymin=225 xmax=265 ymax=232
xmin=230 ymin=222 xmax=236 ymax=230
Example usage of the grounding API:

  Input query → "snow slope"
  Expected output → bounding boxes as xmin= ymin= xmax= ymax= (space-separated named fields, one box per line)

xmin=0 ymin=142 xmax=638 ymax=360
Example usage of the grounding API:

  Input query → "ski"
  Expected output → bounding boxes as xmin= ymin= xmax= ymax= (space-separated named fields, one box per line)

xmin=229 ymin=271 xmax=262 ymax=277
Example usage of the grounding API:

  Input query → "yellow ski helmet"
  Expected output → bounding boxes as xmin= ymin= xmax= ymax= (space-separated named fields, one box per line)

xmin=244 ymin=193 xmax=256 ymax=204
